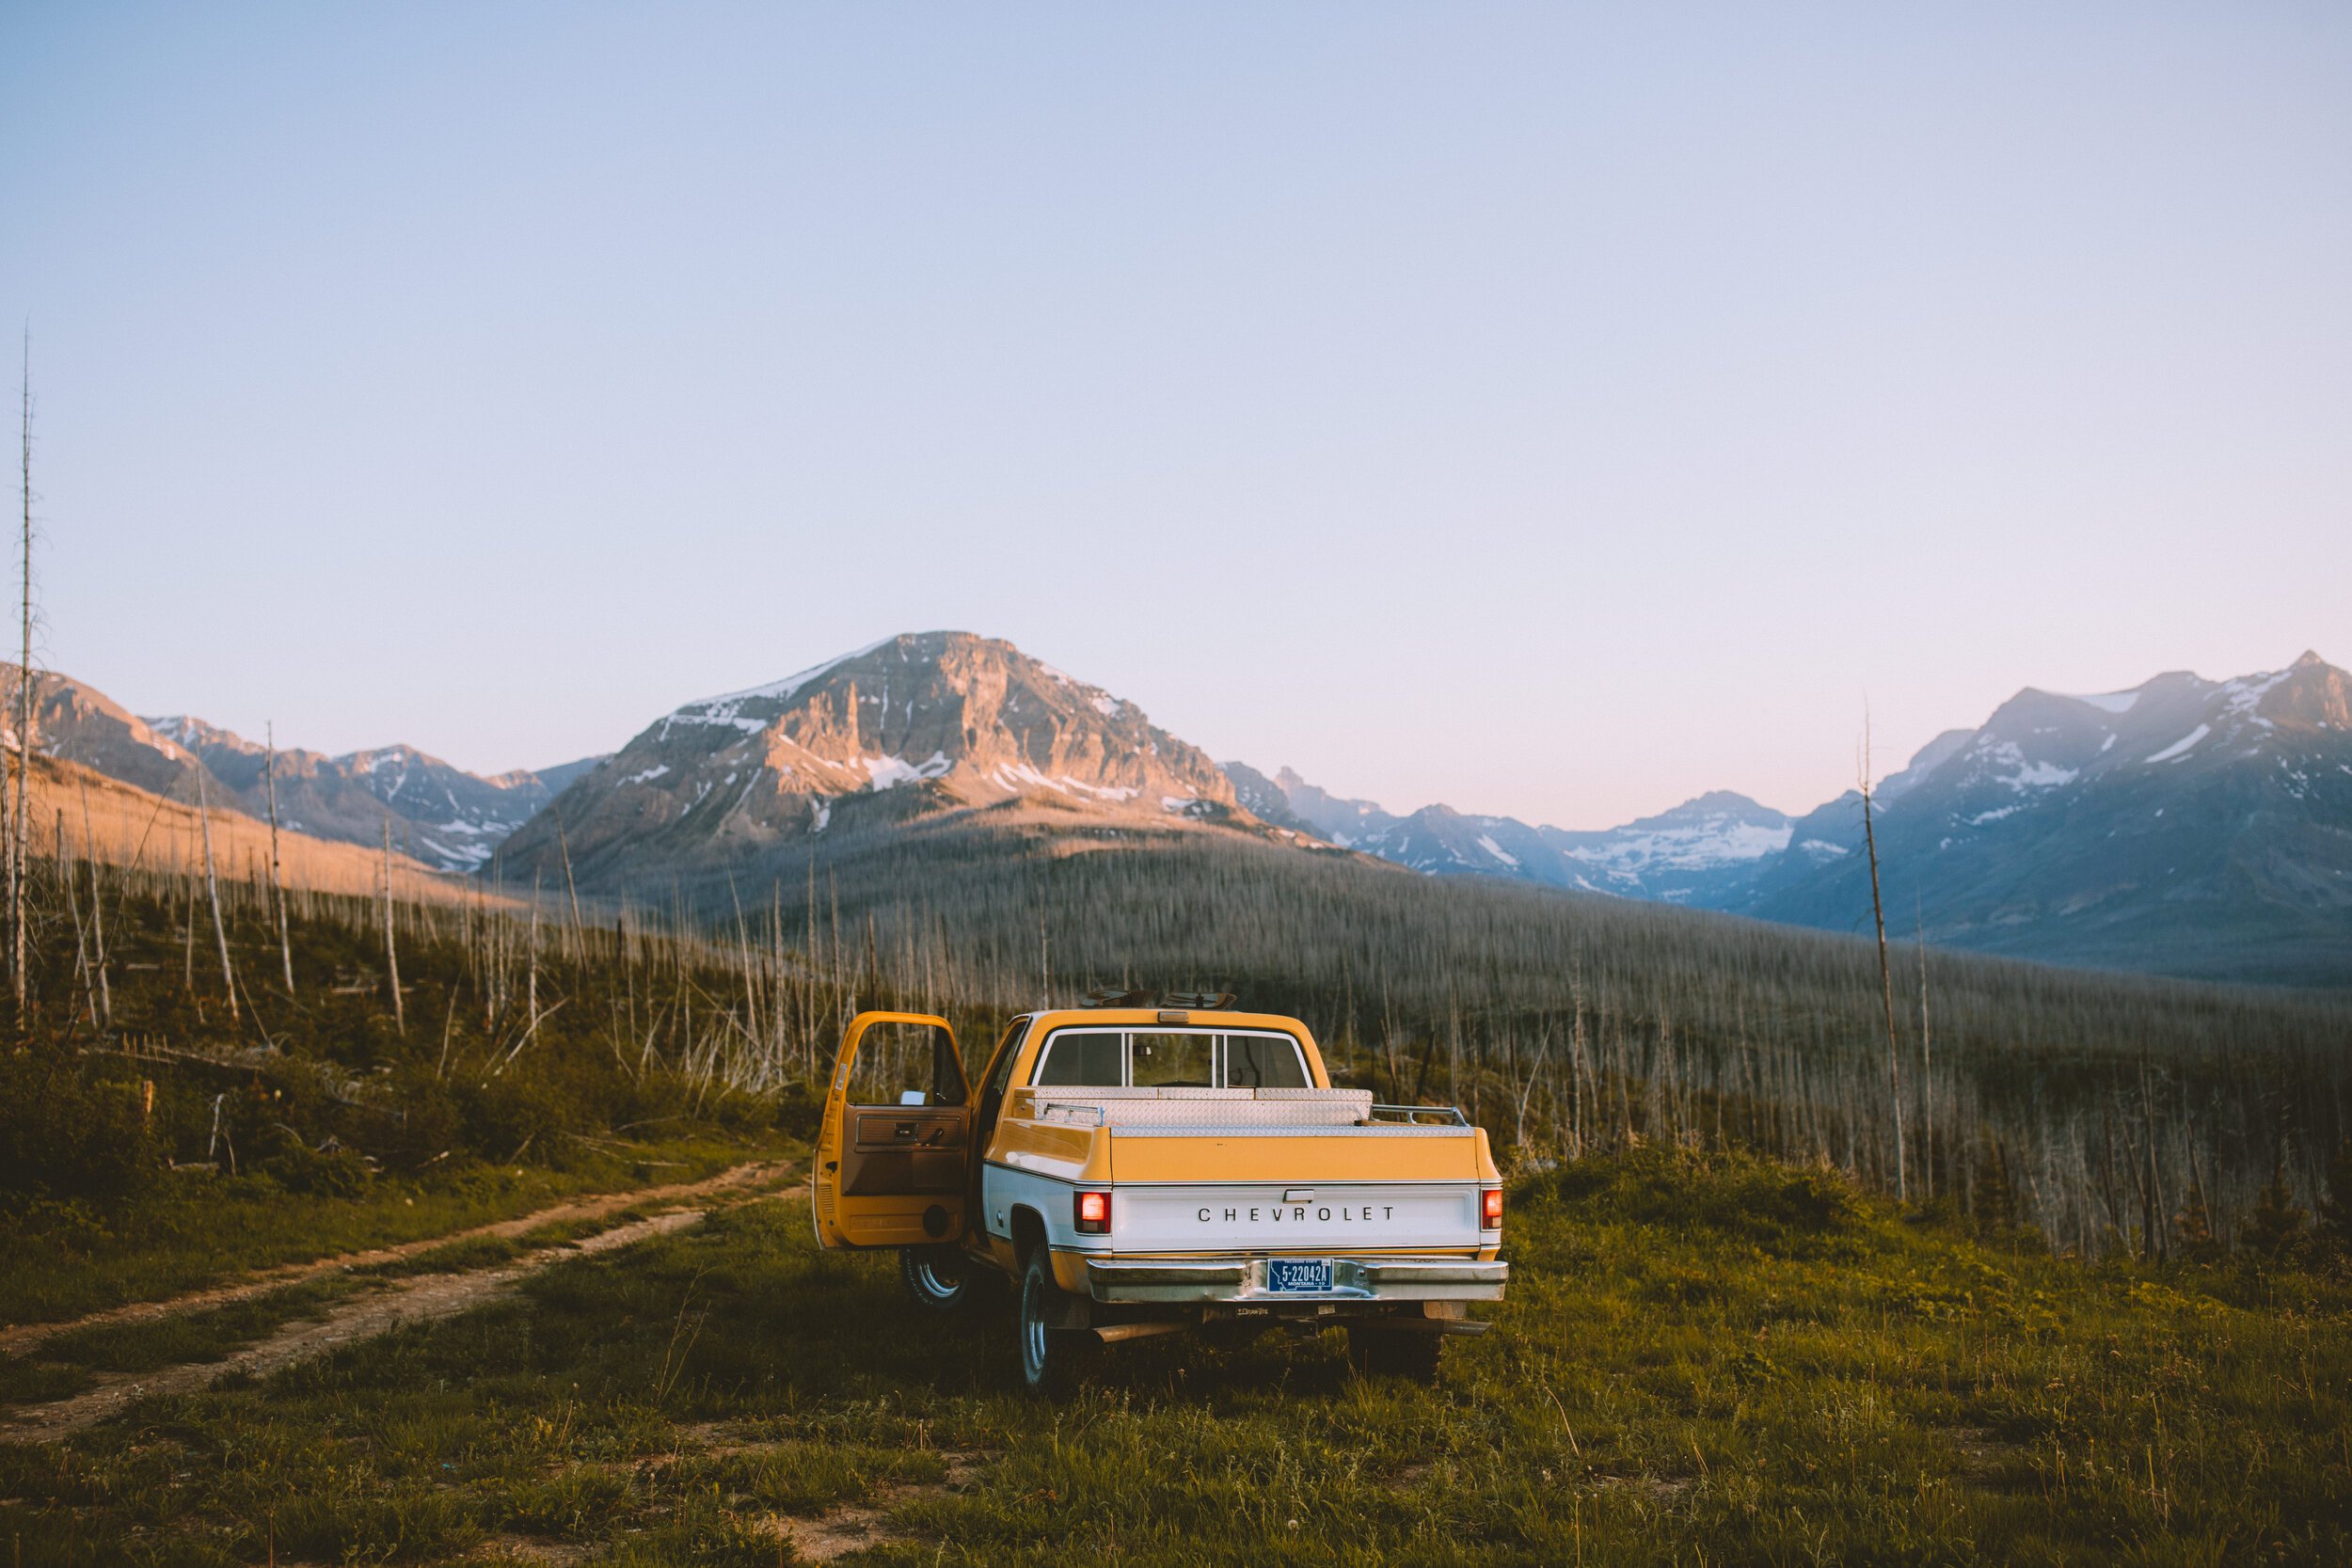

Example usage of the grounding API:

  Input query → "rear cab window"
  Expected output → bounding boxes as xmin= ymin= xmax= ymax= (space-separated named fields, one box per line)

xmin=1027 ymin=1027 xmax=1310 ymax=1089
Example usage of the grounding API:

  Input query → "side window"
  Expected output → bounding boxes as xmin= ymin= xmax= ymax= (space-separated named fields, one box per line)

xmin=985 ymin=1021 xmax=1029 ymax=1102
xmin=1034 ymin=1030 xmax=1122 ymax=1086
xmin=1225 ymin=1034 xmax=1310 ymax=1089
xmin=847 ymin=1021 xmax=966 ymax=1106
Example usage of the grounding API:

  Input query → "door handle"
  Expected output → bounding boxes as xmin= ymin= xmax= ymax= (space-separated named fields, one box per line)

xmin=823 ymin=1162 xmax=837 ymax=1172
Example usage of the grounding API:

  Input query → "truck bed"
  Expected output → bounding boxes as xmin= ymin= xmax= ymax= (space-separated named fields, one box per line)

xmin=993 ymin=1085 xmax=1498 ymax=1260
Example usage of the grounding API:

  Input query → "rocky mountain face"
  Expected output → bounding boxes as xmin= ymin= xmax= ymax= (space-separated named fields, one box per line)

xmin=0 ymin=663 xmax=593 ymax=874
xmin=495 ymin=632 xmax=1258 ymax=889
xmin=1 ymin=668 xmax=221 ymax=801
xmin=1218 ymin=761 xmax=1315 ymax=834
xmin=1270 ymin=767 xmax=1401 ymax=847
xmin=145 ymin=718 xmax=578 ymax=874
xmin=1734 ymin=652 xmax=2352 ymax=986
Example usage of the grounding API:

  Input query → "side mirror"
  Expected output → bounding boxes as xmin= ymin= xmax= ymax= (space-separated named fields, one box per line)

xmin=898 ymin=1089 xmax=928 ymax=1106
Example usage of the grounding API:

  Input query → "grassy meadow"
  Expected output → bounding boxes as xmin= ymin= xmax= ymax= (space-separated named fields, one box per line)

xmin=6 ymin=1146 xmax=2346 ymax=1564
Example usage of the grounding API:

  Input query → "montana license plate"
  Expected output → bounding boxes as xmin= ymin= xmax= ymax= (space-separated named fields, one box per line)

xmin=1264 ymin=1258 xmax=1333 ymax=1293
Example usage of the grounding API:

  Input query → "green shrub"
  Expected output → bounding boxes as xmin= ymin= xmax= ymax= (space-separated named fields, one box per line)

xmin=258 ymin=1131 xmax=374 ymax=1197
xmin=0 ymin=1039 xmax=160 ymax=1202
xmin=1539 ymin=1143 xmax=1858 ymax=1255
xmin=771 ymin=1080 xmax=822 ymax=1141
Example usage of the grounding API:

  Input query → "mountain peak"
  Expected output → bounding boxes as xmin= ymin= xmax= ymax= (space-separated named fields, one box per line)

xmin=500 ymin=631 xmax=1244 ymax=880
xmin=143 ymin=714 xmax=262 ymax=757
xmin=2249 ymin=650 xmax=2349 ymax=732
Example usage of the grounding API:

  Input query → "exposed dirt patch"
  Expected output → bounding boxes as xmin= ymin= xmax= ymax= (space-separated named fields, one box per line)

xmin=1 ymin=1199 xmax=767 ymax=1443
xmin=1945 ymin=1424 xmax=2030 ymax=1486
xmin=1382 ymin=1460 xmax=1435 ymax=1491
xmin=0 ymin=1160 xmax=788 ymax=1362
xmin=465 ymin=1535 xmax=594 ymax=1565
xmin=769 ymin=1449 xmax=994 ymax=1562
xmin=1589 ymin=1470 xmax=1693 ymax=1499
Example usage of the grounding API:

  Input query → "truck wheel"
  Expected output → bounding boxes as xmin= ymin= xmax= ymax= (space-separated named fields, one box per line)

xmin=1346 ymin=1324 xmax=1443 ymax=1385
xmin=899 ymin=1245 xmax=986 ymax=1313
xmin=1018 ymin=1250 xmax=1095 ymax=1398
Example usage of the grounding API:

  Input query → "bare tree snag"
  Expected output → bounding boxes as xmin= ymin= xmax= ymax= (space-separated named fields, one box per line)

xmin=382 ymin=816 xmax=405 ymax=1033
xmin=12 ymin=331 xmax=32 ymax=1020
xmin=266 ymin=721 xmax=294 ymax=993
xmin=1860 ymin=717 xmax=1904 ymax=1201
xmin=553 ymin=804 xmax=584 ymax=961
xmin=79 ymin=779 xmax=108 ymax=1023
xmin=196 ymin=768 xmax=238 ymax=1021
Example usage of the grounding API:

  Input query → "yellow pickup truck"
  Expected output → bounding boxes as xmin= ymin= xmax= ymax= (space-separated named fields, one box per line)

xmin=812 ymin=1000 xmax=1506 ymax=1395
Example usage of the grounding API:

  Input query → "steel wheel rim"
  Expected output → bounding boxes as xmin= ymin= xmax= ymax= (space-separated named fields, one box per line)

xmin=915 ymin=1259 xmax=960 ymax=1300
xmin=1021 ymin=1274 xmax=1048 ymax=1380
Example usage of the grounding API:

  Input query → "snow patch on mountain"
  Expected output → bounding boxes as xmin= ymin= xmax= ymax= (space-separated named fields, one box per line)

xmin=2146 ymin=725 xmax=2210 ymax=764
xmin=863 ymin=752 xmax=952 ymax=789
xmin=688 ymin=638 xmax=896 ymax=715
xmin=2067 ymin=690 xmax=2140 ymax=714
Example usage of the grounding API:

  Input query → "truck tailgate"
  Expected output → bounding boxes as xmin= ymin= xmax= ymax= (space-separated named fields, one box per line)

xmin=1116 ymin=1179 xmax=1480 ymax=1252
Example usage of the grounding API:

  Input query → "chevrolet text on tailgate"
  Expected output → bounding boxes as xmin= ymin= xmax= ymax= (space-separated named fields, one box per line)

xmin=813 ymin=997 xmax=1505 ymax=1396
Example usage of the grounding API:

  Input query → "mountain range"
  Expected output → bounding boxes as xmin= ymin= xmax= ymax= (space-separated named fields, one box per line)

xmin=16 ymin=638 xmax=2345 ymax=987
xmin=1235 ymin=652 xmax=2351 ymax=988
xmin=2 ymin=664 xmax=602 ymax=873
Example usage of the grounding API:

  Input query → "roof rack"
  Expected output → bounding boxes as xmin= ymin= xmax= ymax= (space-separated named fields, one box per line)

xmin=1077 ymin=989 xmax=1238 ymax=1011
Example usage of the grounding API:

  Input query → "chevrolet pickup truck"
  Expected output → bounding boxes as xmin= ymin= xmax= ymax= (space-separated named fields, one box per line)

xmin=813 ymin=1001 xmax=1506 ymax=1395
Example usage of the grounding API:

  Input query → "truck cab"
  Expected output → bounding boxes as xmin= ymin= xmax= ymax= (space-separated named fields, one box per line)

xmin=814 ymin=1004 xmax=1506 ymax=1395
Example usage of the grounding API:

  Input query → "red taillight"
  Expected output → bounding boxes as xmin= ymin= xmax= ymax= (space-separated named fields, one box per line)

xmin=1075 ymin=1192 xmax=1111 ymax=1234
xmin=1481 ymin=1189 xmax=1503 ymax=1230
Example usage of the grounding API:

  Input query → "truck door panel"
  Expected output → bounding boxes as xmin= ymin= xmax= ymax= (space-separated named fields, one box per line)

xmin=842 ymin=1108 xmax=968 ymax=1195
xmin=815 ymin=1012 xmax=973 ymax=1248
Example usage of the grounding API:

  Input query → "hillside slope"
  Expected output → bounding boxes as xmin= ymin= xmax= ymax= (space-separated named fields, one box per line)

xmin=24 ymin=752 xmax=462 ymax=903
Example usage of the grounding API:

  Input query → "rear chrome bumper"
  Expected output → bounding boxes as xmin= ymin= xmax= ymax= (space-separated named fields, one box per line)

xmin=1085 ymin=1255 xmax=1507 ymax=1305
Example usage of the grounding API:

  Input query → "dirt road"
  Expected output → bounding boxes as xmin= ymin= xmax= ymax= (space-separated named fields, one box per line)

xmin=0 ymin=1160 xmax=787 ymax=1361
xmin=1 ymin=1161 xmax=800 ymax=1444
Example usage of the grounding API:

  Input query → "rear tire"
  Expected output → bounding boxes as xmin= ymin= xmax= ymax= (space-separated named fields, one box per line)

xmin=899 ymin=1245 xmax=979 ymax=1313
xmin=1346 ymin=1323 xmax=1443 ymax=1384
xmin=1018 ymin=1250 xmax=1095 ymax=1398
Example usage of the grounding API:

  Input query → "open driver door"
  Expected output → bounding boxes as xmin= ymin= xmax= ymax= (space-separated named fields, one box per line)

xmin=813 ymin=1011 xmax=973 ymax=1249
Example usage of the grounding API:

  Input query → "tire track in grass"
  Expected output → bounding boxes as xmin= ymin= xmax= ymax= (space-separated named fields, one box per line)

xmin=3 ymin=1187 xmax=816 ymax=1444
xmin=0 ymin=1160 xmax=790 ymax=1363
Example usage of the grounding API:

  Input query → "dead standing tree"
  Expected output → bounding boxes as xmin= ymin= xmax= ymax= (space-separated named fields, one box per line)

xmin=196 ymin=769 xmax=238 ymax=1021
xmin=11 ymin=331 xmax=34 ymax=1021
xmin=1860 ymin=717 xmax=1905 ymax=1200
xmin=266 ymin=722 xmax=294 ymax=993
xmin=381 ymin=816 xmax=405 ymax=1034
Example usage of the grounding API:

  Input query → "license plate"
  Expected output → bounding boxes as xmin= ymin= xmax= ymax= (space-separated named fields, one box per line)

xmin=1264 ymin=1258 xmax=1333 ymax=1293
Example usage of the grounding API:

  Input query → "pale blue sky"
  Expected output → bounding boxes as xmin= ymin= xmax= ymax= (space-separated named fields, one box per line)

xmin=4 ymin=4 xmax=2346 ymax=827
